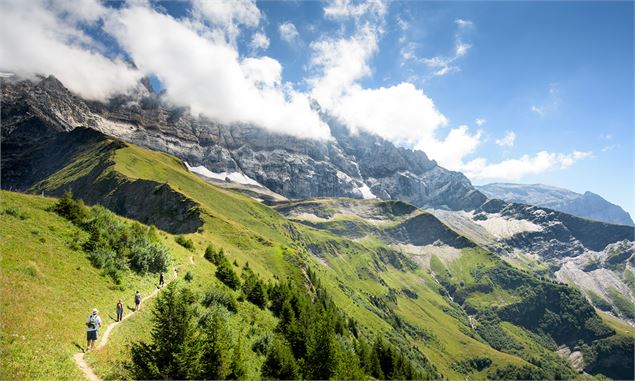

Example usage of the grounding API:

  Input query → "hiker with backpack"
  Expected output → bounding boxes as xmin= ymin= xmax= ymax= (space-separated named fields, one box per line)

xmin=159 ymin=272 xmax=165 ymax=288
xmin=85 ymin=308 xmax=102 ymax=352
xmin=116 ymin=300 xmax=124 ymax=322
xmin=134 ymin=291 xmax=141 ymax=311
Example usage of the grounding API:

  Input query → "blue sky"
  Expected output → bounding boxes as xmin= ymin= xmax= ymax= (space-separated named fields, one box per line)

xmin=1 ymin=0 xmax=632 ymax=215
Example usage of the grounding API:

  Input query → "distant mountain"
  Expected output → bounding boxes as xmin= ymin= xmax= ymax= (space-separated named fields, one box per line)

xmin=477 ymin=183 xmax=634 ymax=226
xmin=1 ymin=75 xmax=485 ymax=211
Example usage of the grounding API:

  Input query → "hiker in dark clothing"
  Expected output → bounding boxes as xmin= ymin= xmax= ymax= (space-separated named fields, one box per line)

xmin=159 ymin=272 xmax=165 ymax=288
xmin=134 ymin=291 xmax=141 ymax=311
xmin=116 ymin=300 xmax=124 ymax=322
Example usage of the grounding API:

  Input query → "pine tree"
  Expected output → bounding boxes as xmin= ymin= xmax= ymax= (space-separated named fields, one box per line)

xmin=241 ymin=263 xmax=267 ymax=308
xmin=261 ymin=337 xmax=299 ymax=380
xmin=129 ymin=282 xmax=202 ymax=379
xmin=306 ymin=313 xmax=340 ymax=380
xmin=228 ymin=334 xmax=247 ymax=380
xmin=215 ymin=258 xmax=240 ymax=289
xmin=200 ymin=306 xmax=232 ymax=379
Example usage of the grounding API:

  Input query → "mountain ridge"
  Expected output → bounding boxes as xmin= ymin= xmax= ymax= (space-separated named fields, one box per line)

xmin=477 ymin=183 xmax=634 ymax=226
xmin=2 ymin=75 xmax=486 ymax=211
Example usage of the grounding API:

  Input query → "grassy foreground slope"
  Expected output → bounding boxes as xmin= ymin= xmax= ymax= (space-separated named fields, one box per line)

xmin=0 ymin=191 xmax=194 ymax=379
xmin=3 ymin=129 xmax=631 ymax=379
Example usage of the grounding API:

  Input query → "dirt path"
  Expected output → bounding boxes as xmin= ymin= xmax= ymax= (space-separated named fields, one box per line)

xmin=73 ymin=264 xmax=184 ymax=381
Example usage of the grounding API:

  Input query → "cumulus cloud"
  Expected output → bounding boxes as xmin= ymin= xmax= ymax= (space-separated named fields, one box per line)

xmin=106 ymin=5 xmax=329 ymax=140
xmin=462 ymin=151 xmax=592 ymax=180
xmin=416 ymin=125 xmax=482 ymax=169
xmin=475 ymin=118 xmax=486 ymax=126
xmin=309 ymin=25 xmax=378 ymax=107
xmin=192 ymin=0 xmax=260 ymax=41
xmin=333 ymin=83 xmax=448 ymax=145
xmin=495 ymin=131 xmax=516 ymax=147
xmin=0 ymin=0 xmax=141 ymax=100
xmin=278 ymin=22 xmax=300 ymax=45
xmin=250 ymin=32 xmax=269 ymax=50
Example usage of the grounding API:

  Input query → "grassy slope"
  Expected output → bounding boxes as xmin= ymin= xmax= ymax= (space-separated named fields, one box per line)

xmin=0 ymin=191 xmax=187 ymax=379
xmin=5 ymin=137 xmax=626 ymax=380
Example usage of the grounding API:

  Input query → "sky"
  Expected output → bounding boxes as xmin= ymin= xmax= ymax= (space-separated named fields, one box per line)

xmin=0 ymin=0 xmax=633 ymax=215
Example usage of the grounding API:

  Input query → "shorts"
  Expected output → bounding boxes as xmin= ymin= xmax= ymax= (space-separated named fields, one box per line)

xmin=87 ymin=330 xmax=98 ymax=341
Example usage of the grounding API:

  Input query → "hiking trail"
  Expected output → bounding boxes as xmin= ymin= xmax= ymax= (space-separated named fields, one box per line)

xmin=72 ymin=260 xmax=189 ymax=381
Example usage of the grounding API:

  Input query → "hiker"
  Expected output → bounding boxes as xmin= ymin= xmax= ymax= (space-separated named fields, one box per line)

xmin=85 ymin=308 xmax=102 ymax=352
xmin=116 ymin=300 xmax=124 ymax=322
xmin=134 ymin=291 xmax=141 ymax=311
xmin=159 ymin=272 xmax=165 ymax=288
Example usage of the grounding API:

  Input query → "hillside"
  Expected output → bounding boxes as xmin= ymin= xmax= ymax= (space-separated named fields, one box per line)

xmin=477 ymin=183 xmax=634 ymax=226
xmin=1 ymin=128 xmax=633 ymax=380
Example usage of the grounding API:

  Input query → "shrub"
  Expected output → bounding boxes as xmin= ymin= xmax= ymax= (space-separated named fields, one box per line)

xmin=53 ymin=194 xmax=170 ymax=281
xmin=53 ymin=190 xmax=88 ymax=224
xmin=175 ymin=235 xmax=194 ymax=250
xmin=3 ymin=206 xmax=28 ymax=220
xmin=184 ymin=271 xmax=194 ymax=282
xmin=202 ymin=288 xmax=238 ymax=313
xmin=216 ymin=260 xmax=240 ymax=290
xmin=204 ymin=244 xmax=225 ymax=266
xmin=129 ymin=241 xmax=170 ymax=274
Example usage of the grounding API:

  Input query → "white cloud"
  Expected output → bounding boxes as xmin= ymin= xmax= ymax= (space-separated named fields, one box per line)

xmin=495 ymin=131 xmax=516 ymax=147
xmin=531 ymin=105 xmax=544 ymax=115
xmin=192 ymin=0 xmax=260 ymax=41
xmin=396 ymin=16 xmax=409 ymax=31
xmin=106 ymin=5 xmax=329 ymax=140
xmin=250 ymin=32 xmax=270 ymax=50
xmin=455 ymin=18 xmax=473 ymax=28
xmin=475 ymin=118 xmax=486 ymax=126
xmin=455 ymin=42 xmax=471 ymax=57
xmin=323 ymin=0 xmax=387 ymax=20
xmin=0 ymin=0 xmax=141 ymax=100
xmin=278 ymin=22 xmax=300 ymax=45
xmin=333 ymin=83 xmax=448 ymax=145
xmin=462 ymin=151 xmax=592 ymax=180
xmin=416 ymin=125 xmax=482 ymax=169
xmin=601 ymin=144 xmax=618 ymax=152
xmin=309 ymin=24 xmax=378 ymax=107
xmin=419 ymin=20 xmax=473 ymax=77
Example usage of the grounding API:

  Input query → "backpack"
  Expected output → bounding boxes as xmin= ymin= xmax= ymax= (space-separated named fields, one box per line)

xmin=87 ymin=315 xmax=97 ymax=329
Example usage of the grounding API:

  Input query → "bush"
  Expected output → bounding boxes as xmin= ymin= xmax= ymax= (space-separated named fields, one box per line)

xmin=53 ymin=190 xmax=88 ymax=224
xmin=184 ymin=271 xmax=194 ymax=282
xmin=216 ymin=260 xmax=240 ymax=290
xmin=129 ymin=241 xmax=170 ymax=274
xmin=3 ymin=206 xmax=28 ymax=220
xmin=202 ymin=288 xmax=238 ymax=313
xmin=53 ymin=194 xmax=170 ymax=281
xmin=175 ymin=235 xmax=194 ymax=251
xmin=204 ymin=244 xmax=225 ymax=266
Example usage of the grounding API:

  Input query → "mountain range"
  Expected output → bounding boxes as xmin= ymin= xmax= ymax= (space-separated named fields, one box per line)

xmin=478 ymin=183 xmax=634 ymax=226
xmin=1 ymin=75 xmax=634 ymax=380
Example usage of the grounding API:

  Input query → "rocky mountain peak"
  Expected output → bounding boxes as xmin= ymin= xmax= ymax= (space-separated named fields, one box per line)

xmin=2 ymin=76 xmax=486 ymax=211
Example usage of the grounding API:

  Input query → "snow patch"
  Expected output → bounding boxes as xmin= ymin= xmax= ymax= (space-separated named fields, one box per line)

xmin=357 ymin=184 xmax=376 ymax=199
xmin=185 ymin=162 xmax=261 ymax=187
xmin=473 ymin=212 xmax=544 ymax=239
